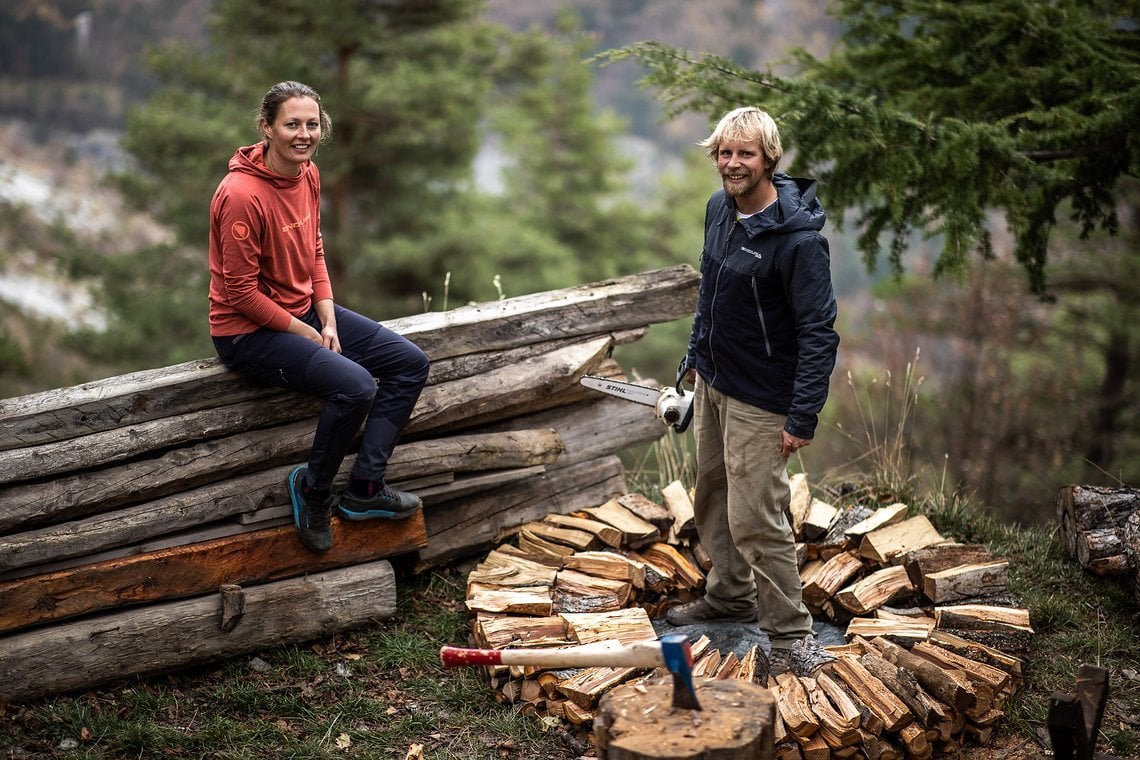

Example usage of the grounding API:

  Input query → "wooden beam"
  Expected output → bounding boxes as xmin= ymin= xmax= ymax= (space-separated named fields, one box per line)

xmin=0 ymin=511 xmax=425 ymax=634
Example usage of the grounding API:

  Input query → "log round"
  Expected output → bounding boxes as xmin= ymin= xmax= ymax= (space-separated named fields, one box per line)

xmin=1056 ymin=485 xmax=1140 ymax=566
xmin=593 ymin=676 xmax=775 ymax=760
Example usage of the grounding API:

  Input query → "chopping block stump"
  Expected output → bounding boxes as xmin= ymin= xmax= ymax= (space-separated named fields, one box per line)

xmin=594 ymin=676 xmax=775 ymax=760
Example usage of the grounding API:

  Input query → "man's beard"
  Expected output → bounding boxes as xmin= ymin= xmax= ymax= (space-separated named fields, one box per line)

xmin=722 ymin=172 xmax=761 ymax=198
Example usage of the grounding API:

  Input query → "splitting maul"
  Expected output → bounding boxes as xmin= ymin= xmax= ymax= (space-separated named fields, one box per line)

xmin=439 ymin=633 xmax=701 ymax=710
xmin=579 ymin=375 xmax=694 ymax=433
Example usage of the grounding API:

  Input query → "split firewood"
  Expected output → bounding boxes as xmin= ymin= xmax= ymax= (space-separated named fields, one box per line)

xmin=797 ymin=732 xmax=830 ymax=759
xmin=552 ymin=569 xmax=631 ymax=613
xmin=828 ymin=653 xmax=912 ymax=733
xmin=927 ymin=629 xmax=1023 ymax=678
xmin=712 ymin=650 xmax=740 ymax=680
xmin=692 ymin=649 xmax=722 ymax=679
xmin=860 ymin=728 xmax=903 ymax=760
xmin=963 ymin=721 xmax=995 ymax=746
xmin=556 ymin=666 xmax=641 ymax=709
xmin=770 ymin=685 xmax=804 ymax=760
xmin=803 ymin=676 xmax=861 ymax=746
xmin=817 ymin=504 xmax=875 ymax=560
xmin=517 ymin=521 xmax=599 ymax=553
xmin=542 ymin=514 xmax=623 ymax=548
xmin=911 ymin=640 xmax=1011 ymax=695
xmin=475 ymin=613 xmax=570 ymax=649
xmin=845 ymin=616 xmax=933 ymax=643
xmin=516 ymin=528 xmax=577 ymax=560
xmin=902 ymin=543 xmax=1002 ymax=588
xmin=802 ymin=498 xmax=840 ymax=542
xmin=467 ymin=548 xmax=559 ymax=591
xmin=561 ymin=607 xmax=656 ymax=645
xmin=735 ymin=644 xmax=764 ymax=684
xmin=896 ymin=721 xmax=933 ymax=759
xmin=774 ymin=671 xmax=821 ymax=738
xmin=560 ymin=699 xmax=593 ymax=726
xmin=789 ymin=472 xmax=813 ymax=538
xmin=490 ymin=542 xmax=566 ymax=569
xmin=624 ymin=550 xmax=674 ymax=593
xmin=467 ymin=584 xmax=554 ymax=616
xmin=637 ymin=542 xmax=704 ymax=589
xmin=835 ymin=565 xmax=916 ymax=615
xmin=875 ymin=605 xmax=936 ymax=625
xmin=870 ymin=637 xmax=974 ymax=713
xmin=922 ymin=561 xmax=1009 ymax=603
xmin=580 ymin=498 xmax=660 ymax=545
xmin=857 ymin=646 xmax=949 ymax=728
xmin=844 ymin=502 xmax=909 ymax=540
xmin=802 ymin=550 xmax=865 ymax=610
xmin=659 ymin=480 xmax=696 ymax=543
xmin=933 ymin=604 xmax=1034 ymax=654
xmin=858 ymin=515 xmax=945 ymax=564
xmin=816 ymin=671 xmax=865 ymax=731
xmin=614 ymin=493 xmax=674 ymax=537
xmin=561 ymin=551 xmax=646 ymax=589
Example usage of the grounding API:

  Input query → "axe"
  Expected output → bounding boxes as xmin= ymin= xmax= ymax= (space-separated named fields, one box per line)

xmin=439 ymin=632 xmax=701 ymax=710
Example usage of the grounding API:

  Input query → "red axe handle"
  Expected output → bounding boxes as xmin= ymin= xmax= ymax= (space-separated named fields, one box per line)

xmin=440 ymin=640 xmax=667 ymax=670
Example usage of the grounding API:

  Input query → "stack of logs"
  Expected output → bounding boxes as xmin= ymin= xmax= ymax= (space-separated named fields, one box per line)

xmin=460 ymin=474 xmax=1033 ymax=759
xmin=0 ymin=265 xmax=699 ymax=704
xmin=1057 ymin=484 xmax=1140 ymax=598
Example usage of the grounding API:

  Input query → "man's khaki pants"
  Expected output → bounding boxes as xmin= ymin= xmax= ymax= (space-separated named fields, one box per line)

xmin=692 ymin=378 xmax=814 ymax=648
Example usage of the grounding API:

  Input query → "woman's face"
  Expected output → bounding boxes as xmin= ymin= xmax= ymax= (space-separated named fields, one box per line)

xmin=261 ymin=96 xmax=321 ymax=177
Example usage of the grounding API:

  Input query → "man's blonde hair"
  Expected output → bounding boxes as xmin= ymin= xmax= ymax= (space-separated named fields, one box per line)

xmin=699 ymin=107 xmax=782 ymax=177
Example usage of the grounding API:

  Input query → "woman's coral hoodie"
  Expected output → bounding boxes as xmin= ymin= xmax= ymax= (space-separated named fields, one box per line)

xmin=208 ymin=142 xmax=333 ymax=337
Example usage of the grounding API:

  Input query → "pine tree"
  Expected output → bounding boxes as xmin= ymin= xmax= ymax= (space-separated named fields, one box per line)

xmin=603 ymin=0 xmax=1140 ymax=295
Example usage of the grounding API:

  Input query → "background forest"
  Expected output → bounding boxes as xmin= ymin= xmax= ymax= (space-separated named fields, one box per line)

xmin=0 ymin=0 xmax=1137 ymax=526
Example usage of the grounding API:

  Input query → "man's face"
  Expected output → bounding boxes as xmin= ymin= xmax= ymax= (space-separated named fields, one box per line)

xmin=716 ymin=138 xmax=768 ymax=201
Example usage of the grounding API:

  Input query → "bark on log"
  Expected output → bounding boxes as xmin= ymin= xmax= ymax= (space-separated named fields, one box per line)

xmin=0 ymin=426 xmax=563 ymax=535
xmin=0 ymin=264 xmax=699 ymax=450
xmin=0 ymin=560 xmax=398 ymax=703
xmin=0 ymin=329 xmax=603 ymax=489
xmin=1056 ymin=484 xmax=1140 ymax=563
xmin=594 ymin=677 xmax=775 ymax=760
xmin=0 ymin=511 xmax=426 ymax=634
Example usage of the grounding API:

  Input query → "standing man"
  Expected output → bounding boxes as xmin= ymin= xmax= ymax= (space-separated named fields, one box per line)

xmin=667 ymin=107 xmax=839 ymax=677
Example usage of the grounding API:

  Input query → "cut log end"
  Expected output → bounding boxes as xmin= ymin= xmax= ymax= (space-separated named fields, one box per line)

xmin=594 ymin=677 xmax=776 ymax=760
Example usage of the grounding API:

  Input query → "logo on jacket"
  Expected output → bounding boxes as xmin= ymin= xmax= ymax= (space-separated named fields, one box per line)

xmin=741 ymin=246 xmax=763 ymax=260
xmin=230 ymin=221 xmax=250 ymax=241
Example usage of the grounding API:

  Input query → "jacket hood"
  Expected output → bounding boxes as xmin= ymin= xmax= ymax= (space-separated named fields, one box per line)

xmin=228 ymin=142 xmax=310 ymax=188
xmin=733 ymin=172 xmax=826 ymax=237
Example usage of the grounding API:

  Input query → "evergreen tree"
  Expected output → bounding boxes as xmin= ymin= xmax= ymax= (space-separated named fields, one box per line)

xmin=603 ymin=0 xmax=1140 ymax=295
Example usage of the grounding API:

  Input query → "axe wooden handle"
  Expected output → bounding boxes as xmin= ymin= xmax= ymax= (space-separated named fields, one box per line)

xmin=440 ymin=639 xmax=667 ymax=670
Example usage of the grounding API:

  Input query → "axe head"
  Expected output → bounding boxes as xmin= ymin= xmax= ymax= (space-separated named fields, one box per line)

xmin=659 ymin=633 xmax=701 ymax=710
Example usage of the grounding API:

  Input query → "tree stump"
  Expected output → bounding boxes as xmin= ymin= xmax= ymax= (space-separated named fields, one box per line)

xmin=594 ymin=676 xmax=775 ymax=759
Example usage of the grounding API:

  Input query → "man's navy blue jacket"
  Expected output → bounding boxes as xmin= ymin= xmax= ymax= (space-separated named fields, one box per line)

xmin=686 ymin=172 xmax=839 ymax=439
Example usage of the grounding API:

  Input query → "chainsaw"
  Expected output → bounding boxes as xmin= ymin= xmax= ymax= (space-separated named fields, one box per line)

xmin=580 ymin=374 xmax=694 ymax=433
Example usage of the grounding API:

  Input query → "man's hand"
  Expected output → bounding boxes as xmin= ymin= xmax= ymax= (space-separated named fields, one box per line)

xmin=779 ymin=430 xmax=811 ymax=458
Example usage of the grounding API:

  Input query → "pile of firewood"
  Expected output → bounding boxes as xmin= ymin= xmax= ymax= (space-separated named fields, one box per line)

xmin=0 ymin=266 xmax=699 ymax=704
xmin=1057 ymin=484 xmax=1140 ymax=598
xmin=459 ymin=474 xmax=1032 ymax=759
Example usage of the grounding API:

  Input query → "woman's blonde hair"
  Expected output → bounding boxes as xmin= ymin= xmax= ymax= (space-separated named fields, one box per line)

xmin=699 ymin=107 xmax=782 ymax=177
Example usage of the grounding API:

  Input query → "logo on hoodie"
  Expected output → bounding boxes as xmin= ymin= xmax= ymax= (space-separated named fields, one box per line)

xmin=231 ymin=221 xmax=250 ymax=241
